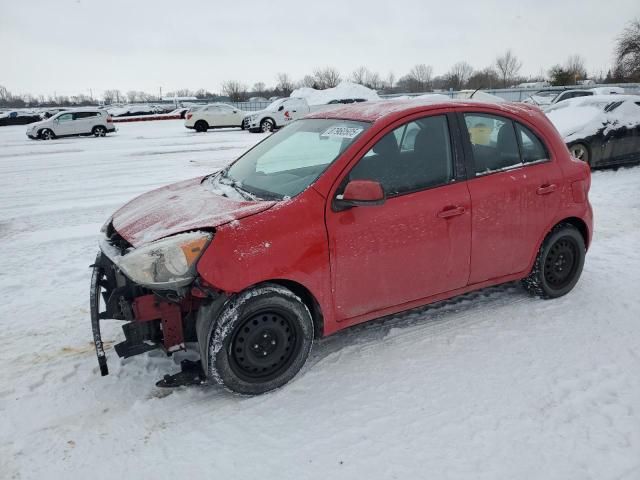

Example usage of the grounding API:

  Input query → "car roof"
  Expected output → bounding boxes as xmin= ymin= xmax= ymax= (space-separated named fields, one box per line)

xmin=305 ymin=98 xmax=544 ymax=124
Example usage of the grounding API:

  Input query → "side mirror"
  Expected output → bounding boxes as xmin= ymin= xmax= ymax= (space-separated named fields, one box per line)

xmin=278 ymin=105 xmax=284 ymax=112
xmin=334 ymin=180 xmax=385 ymax=210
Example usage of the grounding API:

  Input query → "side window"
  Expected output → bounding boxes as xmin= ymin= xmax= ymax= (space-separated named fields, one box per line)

xmin=349 ymin=115 xmax=453 ymax=196
xmin=515 ymin=123 xmax=548 ymax=163
xmin=463 ymin=114 xmax=521 ymax=175
xmin=57 ymin=113 xmax=73 ymax=122
xmin=74 ymin=112 xmax=98 ymax=119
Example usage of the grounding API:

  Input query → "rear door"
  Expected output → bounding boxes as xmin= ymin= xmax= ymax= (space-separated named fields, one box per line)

xmin=73 ymin=111 xmax=98 ymax=134
xmin=325 ymin=112 xmax=472 ymax=321
xmin=460 ymin=112 xmax=562 ymax=283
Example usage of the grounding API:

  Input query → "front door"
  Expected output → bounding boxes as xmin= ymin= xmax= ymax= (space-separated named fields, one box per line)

xmin=326 ymin=114 xmax=472 ymax=321
xmin=53 ymin=113 xmax=75 ymax=136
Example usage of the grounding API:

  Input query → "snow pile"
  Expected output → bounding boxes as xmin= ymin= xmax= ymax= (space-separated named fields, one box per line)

xmin=290 ymin=81 xmax=380 ymax=105
xmin=545 ymin=94 xmax=640 ymax=142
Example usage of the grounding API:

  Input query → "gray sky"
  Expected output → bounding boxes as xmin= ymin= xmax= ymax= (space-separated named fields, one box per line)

xmin=1 ymin=0 xmax=637 ymax=97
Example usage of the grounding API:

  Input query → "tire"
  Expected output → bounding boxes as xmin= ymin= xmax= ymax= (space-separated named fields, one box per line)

xmin=194 ymin=120 xmax=208 ymax=132
xmin=204 ymin=284 xmax=314 ymax=395
xmin=92 ymin=125 xmax=107 ymax=137
xmin=522 ymin=223 xmax=586 ymax=299
xmin=40 ymin=128 xmax=54 ymax=140
xmin=569 ymin=143 xmax=590 ymax=166
xmin=260 ymin=118 xmax=275 ymax=133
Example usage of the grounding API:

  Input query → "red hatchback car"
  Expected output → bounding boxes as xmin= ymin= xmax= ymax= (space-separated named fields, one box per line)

xmin=91 ymin=100 xmax=593 ymax=394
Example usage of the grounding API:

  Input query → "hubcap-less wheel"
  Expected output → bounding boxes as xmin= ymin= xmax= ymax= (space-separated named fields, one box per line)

xmin=229 ymin=309 xmax=301 ymax=383
xmin=261 ymin=119 xmax=274 ymax=132
xmin=543 ymin=237 xmax=578 ymax=289
xmin=41 ymin=129 xmax=53 ymax=140
xmin=94 ymin=126 xmax=106 ymax=137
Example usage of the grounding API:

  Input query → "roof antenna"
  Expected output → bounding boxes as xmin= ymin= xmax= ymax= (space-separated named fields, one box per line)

xmin=470 ymin=87 xmax=483 ymax=99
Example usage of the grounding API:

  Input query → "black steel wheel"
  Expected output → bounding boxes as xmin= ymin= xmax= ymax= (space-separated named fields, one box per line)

xmin=523 ymin=223 xmax=586 ymax=299
xmin=228 ymin=308 xmax=302 ymax=383
xmin=201 ymin=284 xmax=314 ymax=395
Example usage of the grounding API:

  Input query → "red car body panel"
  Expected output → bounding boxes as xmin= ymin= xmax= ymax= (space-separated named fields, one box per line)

xmin=113 ymin=100 xmax=593 ymax=338
xmin=112 ymin=176 xmax=276 ymax=247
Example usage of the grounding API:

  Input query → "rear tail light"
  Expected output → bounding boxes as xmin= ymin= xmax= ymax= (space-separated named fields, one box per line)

xmin=106 ymin=116 xmax=113 ymax=123
xmin=186 ymin=113 xmax=192 ymax=120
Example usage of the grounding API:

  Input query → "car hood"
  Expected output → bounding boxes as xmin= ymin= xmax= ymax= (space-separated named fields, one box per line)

xmin=112 ymin=176 xmax=276 ymax=247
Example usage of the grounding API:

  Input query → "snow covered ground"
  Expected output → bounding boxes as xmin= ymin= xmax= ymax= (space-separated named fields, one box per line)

xmin=1 ymin=120 xmax=639 ymax=480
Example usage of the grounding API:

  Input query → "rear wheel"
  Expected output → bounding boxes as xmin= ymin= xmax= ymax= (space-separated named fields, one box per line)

xmin=194 ymin=120 xmax=208 ymax=132
xmin=522 ymin=223 xmax=586 ymax=299
xmin=40 ymin=128 xmax=54 ymax=140
xmin=205 ymin=284 xmax=313 ymax=395
xmin=93 ymin=125 xmax=107 ymax=137
xmin=569 ymin=143 xmax=590 ymax=166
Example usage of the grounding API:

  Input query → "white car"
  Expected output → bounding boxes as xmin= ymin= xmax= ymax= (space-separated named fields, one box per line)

xmin=26 ymin=109 xmax=115 ymax=140
xmin=243 ymin=98 xmax=313 ymax=133
xmin=525 ymin=87 xmax=626 ymax=109
xmin=184 ymin=103 xmax=246 ymax=132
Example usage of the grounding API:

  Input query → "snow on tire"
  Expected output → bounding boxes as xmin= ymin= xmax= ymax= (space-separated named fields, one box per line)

xmin=522 ymin=223 xmax=586 ymax=299
xmin=205 ymin=283 xmax=314 ymax=395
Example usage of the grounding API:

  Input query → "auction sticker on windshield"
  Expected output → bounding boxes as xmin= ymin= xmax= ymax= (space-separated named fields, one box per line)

xmin=321 ymin=125 xmax=363 ymax=139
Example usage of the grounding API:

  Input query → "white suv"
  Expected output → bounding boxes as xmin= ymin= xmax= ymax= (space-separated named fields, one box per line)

xmin=26 ymin=109 xmax=115 ymax=140
xmin=184 ymin=103 xmax=246 ymax=132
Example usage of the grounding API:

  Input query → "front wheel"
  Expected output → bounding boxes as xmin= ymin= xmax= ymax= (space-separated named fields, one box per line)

xmin=205 ymin=284 xmax=313 ymax=395
xmin=260 ymin=118 xmax=275 ymax=132
xmin=569 ymin=143 xmax=590 ymax=166
xmin=40 ymin=128 xmax=55 ymax=140
xmin=522 ymin=223 xmax=586 ymax=299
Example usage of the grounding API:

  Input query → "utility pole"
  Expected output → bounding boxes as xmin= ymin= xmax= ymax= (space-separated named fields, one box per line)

xmin=159 ymin=86 xmax=162 ymax=101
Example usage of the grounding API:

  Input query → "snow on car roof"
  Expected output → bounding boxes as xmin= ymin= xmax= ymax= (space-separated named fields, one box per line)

xmin=545 ymin=94 xmax=640 ymax=142
xmin=306 ymin=98 xmax=543 ymax=123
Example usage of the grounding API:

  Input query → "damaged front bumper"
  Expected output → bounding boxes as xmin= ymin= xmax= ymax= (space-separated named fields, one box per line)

xmin=89 ymin=251 xmax=196 ymax=377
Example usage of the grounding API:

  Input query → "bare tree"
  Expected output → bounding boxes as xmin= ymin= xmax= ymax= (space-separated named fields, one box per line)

xmin=312 ymin=67 xmax=342 ymax=89
xmin=495 ymin=50 xmax=522 ymax=87
xmin=298 ymin=75 xmax=316 ymax=88
xmin=351 ymin=66 xmax=371 ymax=85
xmin=565 ymin=54 xmax=587 ymax=82
xmin=252 ymin=82 xmax=266 ymax=93
xmin=385 ymin=71 xmax=396 ymax=90
xmin=126 ymin=91 xmax=138 ymax=103
xmin=222 ymin=80 xmax=248 ymax=101
xmin=411 ymin=64 xmax=433 ymax=90
xmin=0 ymin=85 xmax=10 ymax=102
xmin=616 ymin=18 xmax=640 ymax=80
xmin=446 ymin=61 xmax=473 ymax=90
xmin=276 ymin=73 xmax=294 ymax=95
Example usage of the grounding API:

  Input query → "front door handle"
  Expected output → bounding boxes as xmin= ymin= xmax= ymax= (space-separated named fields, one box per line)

xmin=536 ymin=183 xmax=557 ymax=195
xmin=437 ymin=206 xmax=466 ymax=218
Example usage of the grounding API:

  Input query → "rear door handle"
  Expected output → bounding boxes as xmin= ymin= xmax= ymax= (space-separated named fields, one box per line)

xmin=437 ymin=206 xmax=466 ymax=218
xmin=536 ymin=183 xmax=557 ymax=195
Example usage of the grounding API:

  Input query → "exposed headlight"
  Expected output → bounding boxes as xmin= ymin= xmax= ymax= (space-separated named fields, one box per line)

xmin=111 ymin=231 xmax=212 ymax=289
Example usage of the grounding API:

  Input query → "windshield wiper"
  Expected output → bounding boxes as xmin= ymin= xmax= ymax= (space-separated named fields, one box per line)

xmin=215 ymin=171 xmax=258 ymax=201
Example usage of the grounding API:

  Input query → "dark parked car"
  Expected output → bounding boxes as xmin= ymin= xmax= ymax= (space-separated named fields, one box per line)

xmin=546 ymin=95 xmax=640 ymax=168
xmin=0 ymin=110 xmax=43 ymax=126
